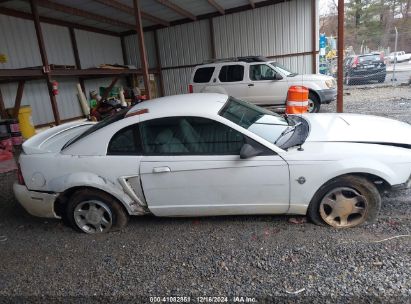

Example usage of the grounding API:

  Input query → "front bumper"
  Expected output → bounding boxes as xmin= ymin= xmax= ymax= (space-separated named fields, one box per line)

xmin=13 ymin=183 xmax=60 ymax=219
xmin=317 ymin=88 xmax=337 ymax=104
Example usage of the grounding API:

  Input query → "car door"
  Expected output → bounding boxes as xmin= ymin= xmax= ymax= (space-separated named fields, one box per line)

xmin=246 ymin=63 xmax=289 ymax=106
xmin=139 ymin=116 xmax=290 ymax=217
xmin=214 ymin=64 xmax=248 ymax=99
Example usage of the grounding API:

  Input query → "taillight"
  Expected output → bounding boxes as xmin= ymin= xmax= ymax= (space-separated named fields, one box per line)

xmin=352 ymin=56 xmax=359 ymax=68
xmin=17 ymin=164 xmax=25 ymax=185
xmin=188 ymin=84 xmax=193 ymax=93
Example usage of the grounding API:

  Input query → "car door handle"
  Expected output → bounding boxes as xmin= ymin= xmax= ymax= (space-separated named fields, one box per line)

xmin=153 ymin=166 xmax=171 ymax=173
xmin=248 ymin=84 xmax=254 ymax=87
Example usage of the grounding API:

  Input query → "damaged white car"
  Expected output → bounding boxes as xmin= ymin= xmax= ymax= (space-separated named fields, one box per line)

xmin=14 ymin=94 xmax=411 ymax=234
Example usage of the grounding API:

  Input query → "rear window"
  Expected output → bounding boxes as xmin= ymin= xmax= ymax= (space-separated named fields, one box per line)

xmin=193 ymin=67 xmax=215 ymax=83
xmin=359 ymin=55 xmax=380 ymax=62
xmin=219 ymin=65 xmax=244 ymax=82
xmin=62 ymin=108 xmax=128 ymax=150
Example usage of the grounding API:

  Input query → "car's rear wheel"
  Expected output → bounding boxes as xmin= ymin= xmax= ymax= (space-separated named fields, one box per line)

xmin=308 ymin=92 xmax=320 ymax=113
xmin=307 ymin=175 xmax=381 ymax=228
xmin=377 ymin=76 xmax=386 ymax=83
xmin=66 ymin=189 xmax=128 ymax=234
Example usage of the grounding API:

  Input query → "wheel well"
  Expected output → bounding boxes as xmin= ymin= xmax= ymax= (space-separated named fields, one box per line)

xmin=54 ymin=186 xmax=128 ymax=218
xmin=308 ymin=89 xmax=320 ymax=102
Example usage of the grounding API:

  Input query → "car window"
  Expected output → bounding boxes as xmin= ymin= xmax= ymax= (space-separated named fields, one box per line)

xmin=218 ymin=65 xmax=244 ymax=82
xmin=140 ymin=116 xmax=246 ymax=155
xmin=359 ymin=55 xmax=380 ymax=62
xmin=107 ymin=125 xmax=142 ymax=155
xmin=193 ymin=67 xmax=215 ymax=83
xmin=249 ymin=64 xmax=276 ymax=81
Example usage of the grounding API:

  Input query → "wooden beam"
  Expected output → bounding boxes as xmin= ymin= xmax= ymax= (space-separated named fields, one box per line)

xmin=311 ymin=0 xmax=317 ymax=73
xmin=0 ymin=87 xmax=8 ymax=119
xmin=69 ymin=27 xmax=86 ymax=94
xmin=13 ymin=81 xmax=25 ymax=119
xmin=92 ymin=0 xmax=170 ymax=27
xmin=156 ymin=0 xmax=196 ymax=21
xmin=0 ymin=7 xmax=120 ymax=36
xmin=133 ymin=0 xmax=151 ymax=99
xmin=37 ymin=0 xmax=135 ymax=29
xmin=207 ymin=0 xmax=225 ymax=15
xmin=249 ymin=0 xmax=255 ymax=9
xmin=337 ymin=0 xmax=344 ymax=113
xmin=30 ymin=0 xmax=61 ymax=125
xmin=102 ymin=77 xmax=119 ymax=100
xmin=154 ymin=30 xmax=165 ymax=97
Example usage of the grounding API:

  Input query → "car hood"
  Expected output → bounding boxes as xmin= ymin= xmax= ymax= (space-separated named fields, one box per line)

xmin=302 ymin=113 xmax=411 ymax=146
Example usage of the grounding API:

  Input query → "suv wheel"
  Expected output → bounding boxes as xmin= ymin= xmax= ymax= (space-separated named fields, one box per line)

xmin=308 ymin=92 xmax=320 ymax=113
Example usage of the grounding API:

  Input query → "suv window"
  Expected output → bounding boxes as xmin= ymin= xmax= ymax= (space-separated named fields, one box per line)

xmin=193 ymin=67 xmax=215 ymax=83
xmin=250 ymin=64 xmax=276 ymax=81
xmin=107 ymin=125 xmax=142 ymax=155
xmin=219 ymin=65 xmax=244 ymax=82
xmin=140 ymin=117 xmax=245 ymax=155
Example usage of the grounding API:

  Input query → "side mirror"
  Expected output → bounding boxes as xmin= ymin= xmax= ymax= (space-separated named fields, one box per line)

xmin=240 ymin=144 xmax=261 ymax=159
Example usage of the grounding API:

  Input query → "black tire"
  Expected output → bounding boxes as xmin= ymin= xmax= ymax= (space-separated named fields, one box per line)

xmin=307 ymin=175 xmax=381 ymax=228
xmin=308 ymin=92 xmax=321 ymax=113
xmin=66 ymin=189 xmax=128 ymax=234
xmin=377 ymin=76 xmax=386 ymax=83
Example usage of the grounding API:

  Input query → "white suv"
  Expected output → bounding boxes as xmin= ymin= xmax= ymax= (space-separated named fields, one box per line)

xmin=189 ymin=56 xmax=336 ymax=113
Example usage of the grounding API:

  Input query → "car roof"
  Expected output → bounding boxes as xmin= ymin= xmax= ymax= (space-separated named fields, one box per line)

xmin=127 ymin=93 xmax=229 ymax=117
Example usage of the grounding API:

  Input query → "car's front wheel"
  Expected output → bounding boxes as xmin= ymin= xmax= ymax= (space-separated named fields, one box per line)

xmin=308 ymin=92 xmax=320 ymax=113
xmin=66 ymin=189 xmax=128 ymax=234
xmin=307 ymin=175 xmax=381 ymax=228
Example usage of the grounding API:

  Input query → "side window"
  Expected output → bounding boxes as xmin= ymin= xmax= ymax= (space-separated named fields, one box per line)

xmin=249 ymin=64 xmax=276 ymax=81
xmin=140 ymin=117 xmax=246 ymax=155
xmin=219 ymin=65 xmax=244 ymax=82
xmin=107 ymin=125 xmax=142 ymax=155
xmin=193 ymin=67 xmax=215 ymax=83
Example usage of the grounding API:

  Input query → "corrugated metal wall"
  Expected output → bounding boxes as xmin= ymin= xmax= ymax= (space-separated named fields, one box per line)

xmin=0 ymin=15 xmax=125 ymax=125
xmin=75 ymin=29 xmax=124 ymax=68
xmin=124 ymin=32 xmax=157 ymax=69
xmin=125 ymin=0 xmax=315 ymax=96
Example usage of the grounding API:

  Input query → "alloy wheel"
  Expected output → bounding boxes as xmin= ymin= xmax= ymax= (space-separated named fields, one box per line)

xmin=73 ymin=200 xmax=113 ymax=234
xmin=319 ymin=187 xmax=368 ymax=228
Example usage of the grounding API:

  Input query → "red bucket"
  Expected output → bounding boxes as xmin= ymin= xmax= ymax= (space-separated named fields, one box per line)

xmin=0 ymin=134 xmax=13 ymax=152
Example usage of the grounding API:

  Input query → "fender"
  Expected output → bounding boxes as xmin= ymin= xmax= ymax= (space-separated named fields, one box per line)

xmin=286 ymin=157 xmax=397 ymax=215
xmin=48 ymin=172 xmax=146 ymax=215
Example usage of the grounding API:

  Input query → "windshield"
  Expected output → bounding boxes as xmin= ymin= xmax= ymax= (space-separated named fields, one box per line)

xmin=270 ymin=62 xmax=298 ymax=77
xmin=219 ymin=97 xmax=290 ymax=144
xmin=62 ymin=108 xmax=128 ymax=150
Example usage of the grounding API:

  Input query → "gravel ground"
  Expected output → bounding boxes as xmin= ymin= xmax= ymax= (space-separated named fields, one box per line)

xmin=0 ymin=87 xmax=410 ymax=303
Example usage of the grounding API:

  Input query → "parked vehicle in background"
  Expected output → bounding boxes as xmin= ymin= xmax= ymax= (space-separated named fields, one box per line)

xmin=13 ymin=94 xmax=411 ymax=234
xmin=387 ymin=51 xmax=411 ymax=63
xmin=343 ymin=53 xmax=387 ymax=85
xmin=189 ymin=56 xmax=336 ymax=113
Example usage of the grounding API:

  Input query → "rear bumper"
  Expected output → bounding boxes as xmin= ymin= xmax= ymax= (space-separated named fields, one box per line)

xmin=13 ymin=183 xmax=60 ymax=219
xmin=349 ymin=69 xmax=386 ymax=79
xmin=317 ymin=88 xmax=337 ymax=104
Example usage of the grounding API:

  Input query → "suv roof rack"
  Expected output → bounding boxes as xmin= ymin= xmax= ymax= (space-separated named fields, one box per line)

xmin=203 ymin=56 xmax=269 ymax=64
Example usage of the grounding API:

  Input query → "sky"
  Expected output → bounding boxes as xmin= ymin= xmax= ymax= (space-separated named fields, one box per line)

xmin=319 ymin=0 xmax=337 ymax=16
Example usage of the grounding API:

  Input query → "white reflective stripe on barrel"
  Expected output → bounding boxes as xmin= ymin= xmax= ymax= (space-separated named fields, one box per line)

xmin=286 ymin=100 xmax=309 ymax=106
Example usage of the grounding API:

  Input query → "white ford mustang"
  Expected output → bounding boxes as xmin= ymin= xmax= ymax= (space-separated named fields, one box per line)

xmin=14 ymin=94 xmax=411 ymax=233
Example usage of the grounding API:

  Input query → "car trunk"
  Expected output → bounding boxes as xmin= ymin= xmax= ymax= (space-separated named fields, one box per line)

xmin=22 ymin=121 xmax=94 ymax=155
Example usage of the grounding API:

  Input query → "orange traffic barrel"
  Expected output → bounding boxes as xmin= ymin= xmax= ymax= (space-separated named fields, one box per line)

xmin=286 ymin=86 xmax=309 ymax=114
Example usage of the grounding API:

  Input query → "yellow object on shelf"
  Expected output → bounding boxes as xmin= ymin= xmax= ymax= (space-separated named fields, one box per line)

xmin=18 ymin=106 xmax=36 ymax=139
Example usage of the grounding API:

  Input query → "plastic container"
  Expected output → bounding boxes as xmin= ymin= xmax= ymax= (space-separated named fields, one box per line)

xmin=17 ymin=106 xmax=36 ymax=139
